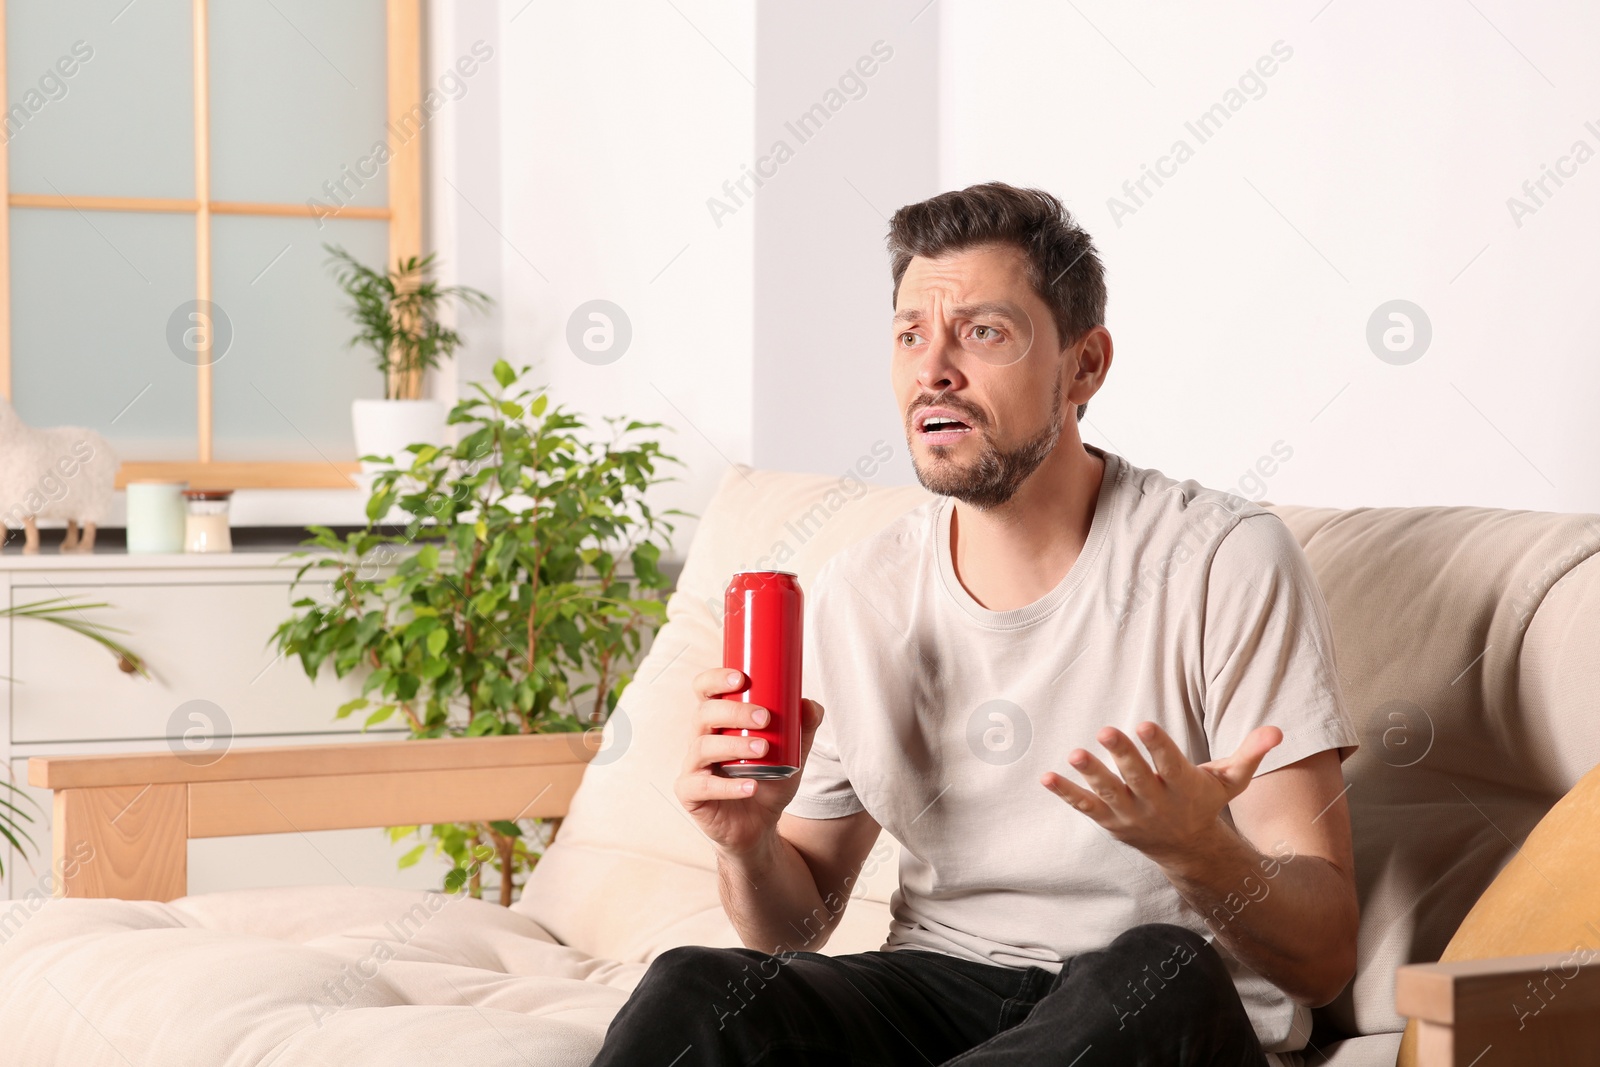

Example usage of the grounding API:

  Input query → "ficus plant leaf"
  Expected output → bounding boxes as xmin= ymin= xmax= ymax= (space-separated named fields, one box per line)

xmin=273 ymin=363 xmax=688 ymax=905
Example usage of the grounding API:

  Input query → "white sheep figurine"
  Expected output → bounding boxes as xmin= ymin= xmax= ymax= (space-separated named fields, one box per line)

xmin=0 ymin=397 xmax=117 ymax=553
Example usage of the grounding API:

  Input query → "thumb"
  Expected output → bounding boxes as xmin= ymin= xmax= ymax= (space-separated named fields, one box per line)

xmin=1216 ymin=725 xmax=1282 ymax=793
xmin=797 ymin=698 xmax=825 ymax=761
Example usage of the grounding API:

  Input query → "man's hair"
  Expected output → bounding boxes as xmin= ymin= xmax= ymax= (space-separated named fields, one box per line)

xmin=886 ymin=182 xmax=1106 ymax=420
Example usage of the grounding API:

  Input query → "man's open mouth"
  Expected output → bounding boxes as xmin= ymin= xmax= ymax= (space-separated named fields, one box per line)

xmin=917 ymin=411 xmax=976 ymax=443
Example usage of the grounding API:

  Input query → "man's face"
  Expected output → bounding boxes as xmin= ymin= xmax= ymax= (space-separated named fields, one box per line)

xmin=892 ymin=243 xmax=1070 ymax=509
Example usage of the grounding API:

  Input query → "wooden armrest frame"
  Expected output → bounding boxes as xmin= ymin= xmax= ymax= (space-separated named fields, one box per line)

xmin=27 ymin=734 xmax=596 ymax=902
xmin=1396 ymin=950 xmax=1600 ymax=1066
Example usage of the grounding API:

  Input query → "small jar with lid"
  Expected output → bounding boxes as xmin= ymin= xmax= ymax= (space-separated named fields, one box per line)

xmin=183 ymin=489 xmax=233 ymax=553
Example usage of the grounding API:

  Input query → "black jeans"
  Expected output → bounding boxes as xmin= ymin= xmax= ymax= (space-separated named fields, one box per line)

xmin=591 ymin=922 xmax=1270 ymax=1066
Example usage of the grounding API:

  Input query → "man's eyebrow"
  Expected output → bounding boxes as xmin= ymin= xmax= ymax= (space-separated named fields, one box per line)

xmin=952 ymin=302 xmax=1019 ymax=323
xmin=892 ymin=303 xmax=1020 ymax=325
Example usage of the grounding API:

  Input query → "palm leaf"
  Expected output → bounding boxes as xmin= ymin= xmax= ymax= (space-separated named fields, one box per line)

xmin=1 ymin=598 xmax=147 ymax=678
xmin=0 ymin=599 xmax=148 ymax=874
xmin=0 ymin=778 xmax=42 ymax=874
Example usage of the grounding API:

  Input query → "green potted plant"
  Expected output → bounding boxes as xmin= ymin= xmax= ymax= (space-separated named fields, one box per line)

xmin=273 ymin=361 xmax=684 ymax=903
xmin=326 ymin=244 xmax=492 ymax=471
xmin=1 ymin=600 xmax=146 ymax=875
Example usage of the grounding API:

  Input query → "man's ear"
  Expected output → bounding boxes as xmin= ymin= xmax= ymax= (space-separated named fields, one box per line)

xmin=1065 ymin=326 xmax=1113 ymax=407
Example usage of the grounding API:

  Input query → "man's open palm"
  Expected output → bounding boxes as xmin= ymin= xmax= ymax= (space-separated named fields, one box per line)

xmin=1041 ymin=722 xmax=1282 ymax=867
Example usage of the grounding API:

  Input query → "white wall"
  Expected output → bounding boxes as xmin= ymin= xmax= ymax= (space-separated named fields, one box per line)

xmin=482 ymin=0 xmax=755 ymax=558
xmin=932 ymin=0 xmax=1600 ymax=512
xmin=433 ymin=0 xmax=1599 ymax=535
xmin=751 ymin=0 xmax=939 ymax=487
xmin=232 ymin=1 xmax=758 ymax=546
xmin=426 ymin=0 xmax=505 ymax=411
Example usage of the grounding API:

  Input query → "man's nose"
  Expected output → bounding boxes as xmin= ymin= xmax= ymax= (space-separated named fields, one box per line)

xmin=916 ymin=327 xmax=968 ymax=392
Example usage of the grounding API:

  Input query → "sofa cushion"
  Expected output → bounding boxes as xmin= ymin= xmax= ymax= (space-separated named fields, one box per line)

xmin=1265 ymin=505 xmax=1600 ymax=1046
xmin=1270 ymin=1032 xmax=1404 ymax=1067
xmin=1393 ymin=757 xmax=1600 ymax=1066
xmin=0 ymin=885 xmax=641 ymax=1066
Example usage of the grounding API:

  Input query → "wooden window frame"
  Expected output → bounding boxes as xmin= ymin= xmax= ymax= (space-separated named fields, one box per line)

xmin=0 ymin=0 xmax=422 ymax=491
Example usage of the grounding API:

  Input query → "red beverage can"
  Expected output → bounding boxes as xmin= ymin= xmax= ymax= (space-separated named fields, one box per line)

xmin=714 ymin=570 xmax=803 ymax=779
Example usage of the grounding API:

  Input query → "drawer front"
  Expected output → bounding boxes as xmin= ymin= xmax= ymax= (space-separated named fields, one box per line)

xmin=10 ymin=581 xmax=383 ymax=744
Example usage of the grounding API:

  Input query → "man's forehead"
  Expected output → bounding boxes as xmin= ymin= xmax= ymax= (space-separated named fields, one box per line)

xmin=895 ymin=246 xmax=1033 ymax=317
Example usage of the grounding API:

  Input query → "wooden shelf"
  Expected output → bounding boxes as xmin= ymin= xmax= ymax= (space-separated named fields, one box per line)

xmin=116 ymin=462 xmax=361 ymax=491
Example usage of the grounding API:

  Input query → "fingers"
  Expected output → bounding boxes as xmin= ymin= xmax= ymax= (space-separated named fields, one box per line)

xmin=694 ymin=696 xmax=770 ymax=734
xmin=684 ymin=667 xmax=822 ymax=784
xmin=1040 ymin=771 xmax=1112 ymax=821
xmin=690 ymin=668 xmax=818 ymax=744
xmin=1065 ymin=747 xmax=1129 ymax=806
xmin=685 ymin=730 xmax=770 ymax=775
xmin=677 ymin=767 xmax=758 ymax=804
xmin=1061 ymin=723 xmax=1197 ymax=802
xmin=1095 ymin=727 xmax=1157 ymax=794
xmin=677 ymin=729 xmax=768 ymax=807
xmin=690 ymin=667 xmax=767 ymax=739
xmin=1132 ymin=721 xmax=1189 ymax=780
xmin=692 ymin=666 xmax=749 ymax=702
xmin=1049 ymin=727 xmax=1153 ymax=818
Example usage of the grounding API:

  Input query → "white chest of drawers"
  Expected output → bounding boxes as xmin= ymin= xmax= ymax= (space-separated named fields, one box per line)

xmin=1 ymin=548 xmax=441 ymax=900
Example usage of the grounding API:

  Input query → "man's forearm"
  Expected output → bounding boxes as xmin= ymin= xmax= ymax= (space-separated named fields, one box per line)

xmin=718 ymin=832 xmax=839 ymax=955
xmin=1157 ymin=820 xmax=1358 ymax=1006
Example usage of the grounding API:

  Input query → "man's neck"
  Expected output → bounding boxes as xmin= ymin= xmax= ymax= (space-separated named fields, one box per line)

xmin=948 ymin=439 xmax=1107 ymax=612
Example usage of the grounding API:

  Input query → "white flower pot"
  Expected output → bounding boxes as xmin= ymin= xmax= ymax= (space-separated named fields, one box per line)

xmin=351 ymin=399 xmax=448 ymax=474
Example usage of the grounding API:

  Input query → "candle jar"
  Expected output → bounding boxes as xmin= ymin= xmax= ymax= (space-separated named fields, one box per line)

xmin=183 ymin=490 xmax=233 ymax=553
xmin=126 ymin=481 xmax=188 ymax=553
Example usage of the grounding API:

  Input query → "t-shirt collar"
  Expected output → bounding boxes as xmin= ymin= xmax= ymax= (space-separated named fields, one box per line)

xmin=934 ymin=444 xmax=1122 ymax=630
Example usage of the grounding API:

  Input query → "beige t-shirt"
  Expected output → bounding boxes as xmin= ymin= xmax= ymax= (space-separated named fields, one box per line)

xmin=786 ymin=444 xmax=1359 ymax=1054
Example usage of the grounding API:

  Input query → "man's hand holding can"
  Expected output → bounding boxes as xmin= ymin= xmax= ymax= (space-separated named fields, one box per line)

xmin=675 ymin=667 xmax=826 ymax=858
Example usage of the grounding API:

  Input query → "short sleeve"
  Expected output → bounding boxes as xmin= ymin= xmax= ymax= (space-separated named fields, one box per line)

xmin=784 ymin=558 xmax=866 ymax=820
xmin=1201 ymin=513 xmax=1360 ymax=776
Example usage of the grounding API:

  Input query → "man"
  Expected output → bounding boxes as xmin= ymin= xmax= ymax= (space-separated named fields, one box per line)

xmin=592 ymin=182 xmax=1360 ymax=1065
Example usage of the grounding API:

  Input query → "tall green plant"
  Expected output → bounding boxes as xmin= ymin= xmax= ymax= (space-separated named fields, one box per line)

xmin=326 ymin=245 xmax=491 ymax=400
xmin=273 ymin=361 xmax=684 ymax=903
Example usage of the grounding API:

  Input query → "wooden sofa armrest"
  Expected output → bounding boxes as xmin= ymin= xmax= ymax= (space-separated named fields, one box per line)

xmin=1396 ymin=950 xmax=1600 ymax=1065
xmin=27 ymin=733 xmax=596 ymax=902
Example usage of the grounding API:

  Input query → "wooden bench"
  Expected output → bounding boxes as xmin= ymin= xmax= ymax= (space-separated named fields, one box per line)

xmin=29 ymin=733 xmax=594 ymax=900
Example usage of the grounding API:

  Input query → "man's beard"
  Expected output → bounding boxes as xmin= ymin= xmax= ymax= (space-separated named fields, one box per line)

xmin=907 ymin=377 xmax=1065 ymax=510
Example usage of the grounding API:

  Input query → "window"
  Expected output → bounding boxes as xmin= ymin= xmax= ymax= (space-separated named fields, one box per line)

xmin=0 ymin=0 xmax=422 ymax=489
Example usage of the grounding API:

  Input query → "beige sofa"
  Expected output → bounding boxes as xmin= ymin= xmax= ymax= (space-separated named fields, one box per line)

xmin=5 ymin=464 xmax=1599 ymax=1066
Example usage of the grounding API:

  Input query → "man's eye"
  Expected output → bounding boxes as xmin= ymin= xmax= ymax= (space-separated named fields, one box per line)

xmin=971 ymin=325 xmax=1002 ymax=342
xmin=899 ymin=332 xmax=923 ymax=347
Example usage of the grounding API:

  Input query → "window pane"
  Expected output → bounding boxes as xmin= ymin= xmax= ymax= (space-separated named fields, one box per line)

xmin=9 ymin=208 xmax=198 ymax=460
xmin=210 ymin=215 xmax=386 ymax=462
xmin=209 ymin=0 xmax=388 ymax=209
xmin=6 ymin=0 xmax=194 ymax=198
